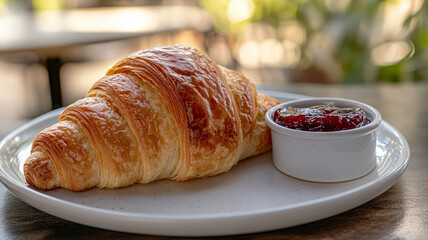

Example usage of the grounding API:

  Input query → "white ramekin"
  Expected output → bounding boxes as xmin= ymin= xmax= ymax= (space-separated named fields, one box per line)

xmin=265 ymin=97 xmax=382 ymax=182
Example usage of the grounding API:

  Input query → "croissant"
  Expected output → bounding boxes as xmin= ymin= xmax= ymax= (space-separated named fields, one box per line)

xmin=24 ymin=45 xmax=280 ymax=191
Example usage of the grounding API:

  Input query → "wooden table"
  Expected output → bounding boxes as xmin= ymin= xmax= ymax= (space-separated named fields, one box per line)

xmin=0 ymin=82 xmax=426 ymax=239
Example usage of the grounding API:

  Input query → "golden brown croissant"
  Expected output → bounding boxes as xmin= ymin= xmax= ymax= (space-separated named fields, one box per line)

xmin=24 ymin=45 xmax=280 ymax=191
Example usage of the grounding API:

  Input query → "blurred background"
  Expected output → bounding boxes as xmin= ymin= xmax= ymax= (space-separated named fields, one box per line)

xmin=0 ymin=0 xmax=427 ymax=136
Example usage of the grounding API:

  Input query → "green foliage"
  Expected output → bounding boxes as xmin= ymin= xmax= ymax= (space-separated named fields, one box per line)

xmin=251 ymin=0 xmax=299 ymax=28
xmin=201 ymin=0 xmax=427 ymax=82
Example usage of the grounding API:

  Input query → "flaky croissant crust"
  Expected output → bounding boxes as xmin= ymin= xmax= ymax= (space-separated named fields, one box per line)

xmin=24 ymin=45 xmax=280 ymax=191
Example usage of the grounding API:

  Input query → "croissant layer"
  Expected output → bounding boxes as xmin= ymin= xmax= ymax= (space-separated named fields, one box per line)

xmin=24 ymin=45 xmax=280 ymax=191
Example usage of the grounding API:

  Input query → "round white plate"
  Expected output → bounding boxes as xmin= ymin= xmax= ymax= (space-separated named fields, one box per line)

xmin=0 ymin=91 xmax=410 ymax=237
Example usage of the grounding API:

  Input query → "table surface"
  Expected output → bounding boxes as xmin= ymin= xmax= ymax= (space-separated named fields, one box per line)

xmin=0 ymin=82 xmax=427 ymax=239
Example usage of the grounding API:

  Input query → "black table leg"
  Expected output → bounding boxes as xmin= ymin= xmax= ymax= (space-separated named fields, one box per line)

xmin=45 ymin=58 xmax=63 ymax=109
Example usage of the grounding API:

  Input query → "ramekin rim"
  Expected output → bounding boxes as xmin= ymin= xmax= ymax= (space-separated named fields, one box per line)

xmin=265 ymin=97 xmax=382 ymax=139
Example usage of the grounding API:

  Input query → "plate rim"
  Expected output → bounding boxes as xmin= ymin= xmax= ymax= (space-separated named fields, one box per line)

xmin=0 ymin=91 xmax=410 ymax=236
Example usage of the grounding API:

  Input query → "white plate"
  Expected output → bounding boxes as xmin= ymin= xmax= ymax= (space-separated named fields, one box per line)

xmin=0 ymin=91 xmax=410 ymax=237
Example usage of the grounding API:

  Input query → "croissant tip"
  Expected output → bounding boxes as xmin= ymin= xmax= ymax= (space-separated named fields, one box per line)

xmin=24 ymin=152 xmax=60 ymax=191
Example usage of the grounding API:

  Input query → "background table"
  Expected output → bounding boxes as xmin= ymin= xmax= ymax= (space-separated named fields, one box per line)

xmin=0 ymin=82 xmax=427 ymax=239
xmin=0 ymin=6 xmax=212 ymax=109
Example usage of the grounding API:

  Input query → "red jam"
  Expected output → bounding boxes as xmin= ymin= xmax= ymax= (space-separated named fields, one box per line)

xmin=273 ymin=104 xmax=367 ymax=132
